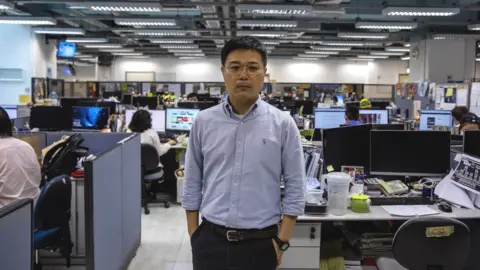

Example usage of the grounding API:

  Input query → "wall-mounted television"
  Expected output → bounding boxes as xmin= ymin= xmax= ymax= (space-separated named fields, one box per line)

xmin=57 ymin=41 xmax=76 ymax=58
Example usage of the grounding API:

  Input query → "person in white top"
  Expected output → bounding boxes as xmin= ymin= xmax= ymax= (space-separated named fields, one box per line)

xmin=0 ymin=107 xmax=41 ymax=208
xmin=128 ymin=109 xmax=176 ymax=168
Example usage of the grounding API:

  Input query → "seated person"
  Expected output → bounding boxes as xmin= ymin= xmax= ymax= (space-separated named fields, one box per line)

xmin=459 ymin=113 xmax=480 ymax=133
xmin=128 ymin=110 xmax=176 ymax=168
xmin=0 ymin=107 xmax=41 ymax=208
xmin=186 ymin=93 xmax=199 ymax=102
xmin=345 ymin=106 xmax=362 ymax=126
xmin=451 ymin=106 xmax=469 ymax=127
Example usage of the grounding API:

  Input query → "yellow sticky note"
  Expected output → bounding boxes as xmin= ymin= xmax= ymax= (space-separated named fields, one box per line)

xmin=326 ymin=165 xmax=334 ymax=173
xmin=426 ymin=226 xmax=454 ymax=238
xmin=446 ymin=88 xmax=454 ymax=97
xmin=146 ymin=92 xmax=153 ymax=97
xmin=18 ymin=94 xmax=31 ymax=104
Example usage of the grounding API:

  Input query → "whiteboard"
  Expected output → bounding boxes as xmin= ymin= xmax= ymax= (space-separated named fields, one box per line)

xmin=125 ymin=72 xmax=155 ymax=82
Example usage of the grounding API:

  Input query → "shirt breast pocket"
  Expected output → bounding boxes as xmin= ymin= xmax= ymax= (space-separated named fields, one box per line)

xmin=246 ymin=127 xmax=282 ymax=167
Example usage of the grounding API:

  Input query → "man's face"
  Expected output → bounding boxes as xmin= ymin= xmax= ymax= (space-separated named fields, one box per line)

xmin=221 ymin=49 xmax=266 ymax=102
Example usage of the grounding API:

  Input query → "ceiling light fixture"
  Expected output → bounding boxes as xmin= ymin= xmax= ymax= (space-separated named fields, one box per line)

xmin=84 ymin=2 xmax=162 ymax=12
xmin=174 ymin=53 xmax=205 ymax=57
xmin=237 ymin=4 xmax=312 ymax=15
xmin=311 ymin=46 xmax=351 ymax=51
xmin=112 ymin=52 xmax=143 ymax=56
xmin=0 ymin=16 xmax=56 ymax=25
xmin=83 ymin=44 xmax=123 ymax=48
xmin=237 ymin=20 xmax=297 ymax=28
xmin=338 ymin=32 xmax=389 ymax=39
xmin=262 ymin=40 xmax=281 ymax=45
xmin=237 ymin=31 xmax=287 ymax=38
xmin=149 ymin=39 xmax=194 ymax=44
xmin=320 ymin=41 xmax=383 ymax=47
xmin=347 ymin=58 xmax=374 ymax=61
xmin=99 ymin=49 xmax=134 ymax=53
xmin=382 ymin=7 xmax=460 ymax=17
xmin=468 ymin=24 xmax=480 ymax=31
xmin=297 ymin=54 xmax=328 ymax=58
xmin=135 ymin=30 xmax=186 ymax=36
xmin=432 ymin=34 xmax=462 ymax=40
xmin=385 ymin=47 xmax=410 ymax=52
xmin=476 ymin=58 xmax=480 ymax=62
xmin=371 ymin=51 xmax=405 ymax=56
xmin=33 ymin=27 xmax=85 ymax=35
xmin=66 ymin=37 xmax=108 ymax=43
xmin=168 ymin=49 xmax=203 ymax=53
xmin=355 ymin=21 xmax=418 ymax=30
xmin=0 ymin=1 xmax=13 ymax=10
xmin=121 ymin=56 xmax=150 ymax=59
xmin=292 ymin=57 xmax=320 ymax=61
xmin=160 ymin=45 xmax=198 ymax=49
xmin=114 ymin=18 xmax=176 ymax=26
xmin=401 ymin=56 xmax=410 ymax=60
xmin=404 ymin=43 xmax=411 ymax=47
xmin=358 ymin=55 xmax=389 ymax=59
xmin=179 ymin=57 xmax=205 ymax=60
xmin=304 ymin=51 xmax=339 ymax=55
xmin=75 ymin=54 xmax=94 ymax=58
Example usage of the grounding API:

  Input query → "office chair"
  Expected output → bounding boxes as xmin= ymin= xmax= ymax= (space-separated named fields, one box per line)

xmin=34 ymin=174 xmax=73 ymax=270
xmin=141 ymin=144 xmax=170 ymax=215
xmin=377 ymin=216 xmax=470 ymax=270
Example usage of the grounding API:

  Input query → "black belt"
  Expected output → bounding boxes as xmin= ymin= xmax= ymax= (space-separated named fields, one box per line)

xmin=202 ymin=218 xmax=278 ymax=242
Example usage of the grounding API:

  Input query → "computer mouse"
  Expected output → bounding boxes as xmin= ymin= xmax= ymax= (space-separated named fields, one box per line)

xmin=438 ymin=202 xmax=452 ymax=213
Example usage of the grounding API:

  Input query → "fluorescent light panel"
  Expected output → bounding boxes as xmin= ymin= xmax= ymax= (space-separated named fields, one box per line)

xmin=99 ymin=49 xmax=134 ymax=52
xmin=298 ymin=54 xmax=328 ymax=58
xmin=401 ymin=57 xmax=410 ymax=60
xmin=355 ymin=21 xmax=418 ymax=30
xmin=468 ymin=24 xmax=480 ymax=31
xmin=179 ymin=57 xmax=205 ymax=60
xmin=33 ymin=27 xmax=85 ymax=35
xmin=338 ymin=32 xmax=389 ymax=39
xmin=237 ymin=31 xmax=287 ymax=38
xmin=237 ymin=20 xmax=297 ymax=28
xmin=135 ymin=30 xmax=186 ymax=36
xmin=75 ymin=54 xmax=94 ymax=58
xmin=476 ymin=58 xmax=480 ymax=62
xmin=347 ymin=58 xmax=374 ymax=61
xmin=86 ymin=2 xmax=162 ymax=12
xmin=0 ymin=1 xmax=14 ymax=10
xmin=121 ymin=56 xmax=150 ymax=59
xmin=404 ymin=43 xmax=411 ymax=47
xmin=168 ymin=49 xmax=202 ymax=53
xmin=385 ymin=47 xmax=410 ymax=52
xmin=237 ymin=4 xmax=312 ymax=15
xmin=304 ymin=51 xmax=339 ymax=55
xmin=371 ymin=51 xmax=405 ymax=56
xmin=112 ymin=52 xmax=143 ymax=56
xmin=66 ymin=37 xmax=108 ymax=43
xmin=160 ymin=45 xmax=198 ymax=49
xmin=174 ymin=53 xmax=205 ymax=57
xmin=358 ymin=55 xmax=389 ymax=59
xmin=311 ymin=46 xmax=351 ymax=51
xmin=320 ymin=41 xmax=383 ymax=47
xmin=382 ymin=7 xmax=460 ymax=17
xmin=262 ymin=40 xmax=280 ymax=45
xmin=0 ymin=16 xmax=56 ymax=25
xmin=83 ymin=44 xmax=122 ymax=48
xmin=293 ymin=57 xmax=320 ymax=61
xmin=149 ymin=39 xmax=193 ymax=44
xmin=114 ymin=18 xmax=176 ymax=26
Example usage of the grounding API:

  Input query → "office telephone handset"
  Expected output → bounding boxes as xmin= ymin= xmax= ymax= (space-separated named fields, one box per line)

xmin=378 ymin=180 xmax=409 ymax=196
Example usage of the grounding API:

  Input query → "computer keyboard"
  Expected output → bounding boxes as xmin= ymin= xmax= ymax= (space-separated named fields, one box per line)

xmin=370 ymin=196 xmax=435 ymax=206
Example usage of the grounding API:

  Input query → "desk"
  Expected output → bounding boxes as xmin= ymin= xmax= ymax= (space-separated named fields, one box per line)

xmin=281 ymin=206 xmax=480 ymax=270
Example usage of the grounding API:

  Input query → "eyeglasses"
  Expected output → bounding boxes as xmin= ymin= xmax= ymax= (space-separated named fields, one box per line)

xmin=225 ymin=65 xmax=263 ymax=75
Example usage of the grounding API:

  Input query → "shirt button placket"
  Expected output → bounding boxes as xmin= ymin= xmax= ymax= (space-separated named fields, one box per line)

xmin=227 ymin=122 xmax=245 ymax=227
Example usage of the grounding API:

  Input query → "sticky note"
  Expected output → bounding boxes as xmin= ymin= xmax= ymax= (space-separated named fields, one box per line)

xmin=327 ymin=165 xmax=334 ymax=173
xmin=446 ymin=88 xmax=454 ymax=97
xmin=426 ymin=226 xmax=454 ymax=238
xmin=18 ymin=94 xmax=31 ymax=104
xmin=147 ymin=92 xmax=153 ymax=97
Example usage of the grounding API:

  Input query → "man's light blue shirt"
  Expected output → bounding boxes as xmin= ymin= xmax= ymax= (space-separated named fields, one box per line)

xmin=182 ymin=97 xmax=306 ymax=229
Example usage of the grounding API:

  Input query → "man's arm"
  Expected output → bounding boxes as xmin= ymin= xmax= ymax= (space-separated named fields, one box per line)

xmin=182 ymin=117 xmax=204 ymax=236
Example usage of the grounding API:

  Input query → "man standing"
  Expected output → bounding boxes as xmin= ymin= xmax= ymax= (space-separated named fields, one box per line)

xmin=182 ymin=36 xmax=306 ymax=270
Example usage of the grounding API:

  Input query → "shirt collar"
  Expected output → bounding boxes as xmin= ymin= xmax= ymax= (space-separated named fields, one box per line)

xmin=347 ymin=120 xmax=362 ymax=125
xmin=223 ymin=95 xmax=263 ymax=118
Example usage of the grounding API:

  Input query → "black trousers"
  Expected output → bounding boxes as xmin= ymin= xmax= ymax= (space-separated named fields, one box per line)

xmin=191 ymin=222 xmax=278 ymax=270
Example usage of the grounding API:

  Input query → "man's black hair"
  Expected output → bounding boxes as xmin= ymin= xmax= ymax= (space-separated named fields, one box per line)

xmin=128 ymin=110 xmax=152 ymax=133
xmin=345 ymin=105 xmax=360 ymax=121
xmin=221 ymin=36 xmax=267 ymax=67
xmin=0 ymin=107 xmax=13 ymax=137
xmin=452 ymin=106 xmax=469 ymax=122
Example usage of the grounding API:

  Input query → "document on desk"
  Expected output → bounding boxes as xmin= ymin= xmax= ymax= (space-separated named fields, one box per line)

xmin=382 ymin=205 xmax=439 ymax=217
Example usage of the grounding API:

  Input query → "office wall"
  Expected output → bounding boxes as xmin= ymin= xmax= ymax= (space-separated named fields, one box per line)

xmin=57 ymin=65 xmax=96 ymax=82
xmin=32 ymin=34 xmax=57 ymax=78
xmin=110 ymin=58 xmax=407 ymax=84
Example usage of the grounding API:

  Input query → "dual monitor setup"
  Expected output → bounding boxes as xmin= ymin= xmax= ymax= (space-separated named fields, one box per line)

xmin=125 ymin=108 xmax=200 ymax=133
xmin=31 ymin=106 xmax=110 ymax=131
xmin=315 ymin=108 xmax=389 ymax=129
xmin=323 ymin=125 xmax=451 ymax=177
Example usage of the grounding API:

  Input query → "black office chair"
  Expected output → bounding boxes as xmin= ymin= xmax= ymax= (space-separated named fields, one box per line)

xmin=377 ymin=216 xmax=470 ymax=270
xmin=141 ymin=144 xmax=170 ymax=214
xmin=34 ymin=174 xmax=73 ymax=270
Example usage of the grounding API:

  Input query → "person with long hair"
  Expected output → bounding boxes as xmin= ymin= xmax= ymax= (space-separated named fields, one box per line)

xmin=0 ymin=107 xmax=41 ymax=207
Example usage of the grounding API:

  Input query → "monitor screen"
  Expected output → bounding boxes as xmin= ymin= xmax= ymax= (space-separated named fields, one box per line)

xmin=125 ymin=109 xmax=166 ymax=133
xmin=1 ymin=106 xmax=17 ymax=119
xmin=57 ymin=41 xmax=76 ymax=58
xmin=419 ymin=110 xmax=452 ymax=130
xmin=72 ymin=106 xmax=109 ymax=130
xmin=370 ymin=131 xmax=451 ymax=176
xmin=166 ymin=108 xmax=200 ymax=131
xmin=336 ymin=95 xmax=344 ymax=106
xmin=371 ymin=124 xmax=405 ymax=131
xmin=360 ymin=109 xmax=389 ymax=124
xmin=464 ymin=131 xmax=480 ymax=158
xmin=30 ymin=106 xmax=71 ymax=130
xmin=314 ymin=108 xmax=346 ymax=129
xmin=322 ymin=125 xmax=371 ymax=172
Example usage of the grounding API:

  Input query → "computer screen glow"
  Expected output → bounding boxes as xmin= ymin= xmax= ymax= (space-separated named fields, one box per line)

xmin=72 ymin=106 xmax=109 ymax=130
xmin=360 ymin=109 xmax=389 ymax=124
xmin=126 ymin=109 xmax=166 ymax=133
xmin=166 ymin=108 xmax=200 ymax=131
xmin=420 ymin=110 xmax=452 ymax=130
xmin=314 ymin=108 xmax=346 ymax=129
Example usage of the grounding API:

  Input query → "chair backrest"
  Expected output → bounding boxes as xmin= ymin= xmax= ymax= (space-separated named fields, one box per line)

xmin=141 ymin=143 xmax=160 ymax=171
xmin=393 ymin=216 xmax=470 ymax=270
xmin=34 ymin=175 xmax=72 ymax=230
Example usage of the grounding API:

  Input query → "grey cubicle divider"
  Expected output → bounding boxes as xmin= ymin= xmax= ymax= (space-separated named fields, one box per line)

xmin=84 ymin=134 xmax=141 ymax=270
xmin=0 ymin=198 xmax=34 ymax=270
xmin=119 ymin=134 xmax=142 ymax=267
xmin=45 ymin=132 xmax=131 ymax=155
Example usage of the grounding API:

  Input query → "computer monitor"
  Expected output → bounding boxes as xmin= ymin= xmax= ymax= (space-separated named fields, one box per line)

xmin=359 ymin=109 xmax=389 ymax=124
xmin=30 ymin=106 xmax=72 ymax=131
xmin=1 ymin=106 xmax=17 ymax=119
xmin=295 ymin=100 xmax=314 ymax=115
xmin=371 ymin=124 xmax=405 ymax=131
xmin=314 ymin=108 xmax=346 ymax=129
xmin=165 ymin=108 xmax=200 ymax=132
xmin=336 ymin=95 xmax=344 ymax=106
xmin=78 ymin=101 xmax=117 ymax=114
xmin=125 ymin=109 xmax=166 ymax=133
xmin=197 ymin=101 xmax=216 ymax=111
xmin=122 ymin=94 xmax=132 ymax=105
xmin=322 ymin=125 xmax=371 ymax=172
xmin=464 ymin=131 xmax=480 ymax=157
xmin=177 ymin=102 xmax=196 ymax=109
xmin=370 ymin=131 xmax=451 ymax=176
xmin=72 ymin=106 xmax=109 ymax=130
xmin=419 ymin=110 xmax=453 ymax=130
xmin=132 ymin=96 xmax=158 ymax=110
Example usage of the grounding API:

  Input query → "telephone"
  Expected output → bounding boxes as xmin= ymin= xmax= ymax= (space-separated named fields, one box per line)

xmin=378 ymin=180 xmax=409 ymax=196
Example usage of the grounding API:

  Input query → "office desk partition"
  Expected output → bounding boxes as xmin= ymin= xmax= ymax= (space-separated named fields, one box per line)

xmin=0 ymin=198 xmax=34 ymax=270
xmin=45 ymin=132 xmax=131 ymax=155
